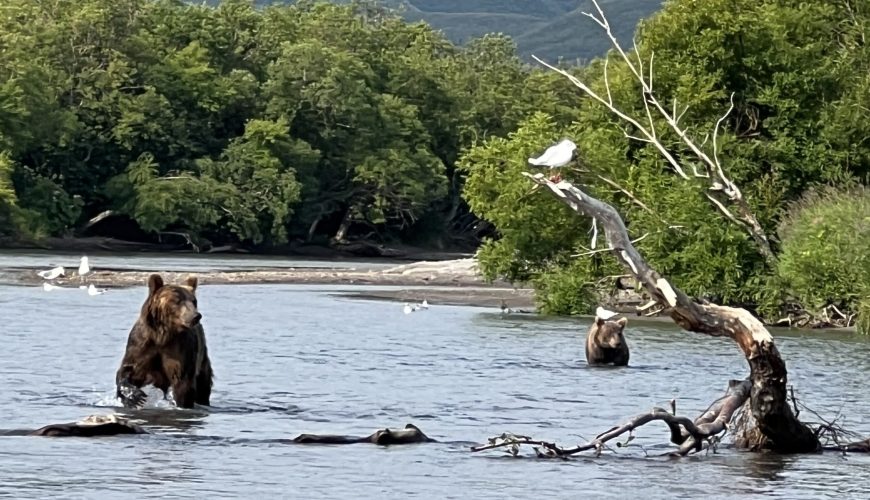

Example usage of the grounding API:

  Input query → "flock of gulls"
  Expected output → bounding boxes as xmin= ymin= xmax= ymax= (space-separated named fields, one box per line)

xmin=403 ymin=299 xmax=429 ymax=314
xmin=37 ymin=256 xmax=107 ymax=296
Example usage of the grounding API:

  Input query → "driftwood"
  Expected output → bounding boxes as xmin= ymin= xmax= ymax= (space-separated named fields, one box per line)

xmin=513 ymin=173 xmax=819 ymax=454
xmin=473 ymin=380 xmax=750 ymax=457
xmin=0 ymin=414 xmax=147 ymax=437
xmin=292 ymin=424 xmax=435 ymax=446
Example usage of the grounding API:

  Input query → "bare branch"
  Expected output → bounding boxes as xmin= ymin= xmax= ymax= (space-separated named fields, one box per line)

xmin=473 ymin=381 xmax=751 ymax=458
xmin=571 ymin=232 xmax=647 ymax=257
xmin=597 ymin=175 xmax=656 ymax=216
xmin=624 ymin=133 xmax=654 ymax=143
xmin=531 ymin=55 xmax=688 ymax=179
xmin=547 ymin=0 xmax=779 ymax=267
xmin=590 ymin=217 xmax=599 ymax=249
xmin=705 ymin=192 xmax=742 ymax=225
xmin=712 ymin=93 xmax=736 ymax=179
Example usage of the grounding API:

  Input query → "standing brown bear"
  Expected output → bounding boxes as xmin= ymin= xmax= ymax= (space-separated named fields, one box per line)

xmin=585 ymin=316 xmax=629 ymax=366
xmin=115 ymin=274 xmax=213 ymax=409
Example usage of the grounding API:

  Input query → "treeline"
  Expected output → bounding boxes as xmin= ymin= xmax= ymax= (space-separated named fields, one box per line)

xmin=460 ymin=0 xmax=869 ymax=330
xmin=1 ymin=0 xmax=867 ymax=330
xmin=0 ymin=0 xmax=543 ymax=248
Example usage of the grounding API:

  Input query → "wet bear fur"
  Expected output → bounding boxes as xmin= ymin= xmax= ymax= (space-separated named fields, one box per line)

xmin=115 ymin=274 xmax=213 ymax=408
xmin=585 ymin=316 xmax=629 ymax=366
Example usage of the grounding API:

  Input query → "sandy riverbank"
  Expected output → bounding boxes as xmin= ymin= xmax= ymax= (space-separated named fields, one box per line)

xmin=7 ymin=258 xmax=537 ymax=308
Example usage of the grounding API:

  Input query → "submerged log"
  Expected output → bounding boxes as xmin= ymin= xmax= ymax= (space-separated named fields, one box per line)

xmin=1 ymin=414 xmax=147 ymax=437
xmin=521 ymin=172 xmax=819 ymax=453
xmin=293 ymin=423 xmax=435 ymax=445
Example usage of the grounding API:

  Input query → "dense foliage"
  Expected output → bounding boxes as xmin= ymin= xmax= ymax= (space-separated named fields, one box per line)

xmin=2 ymin=0 xmax=867 ymax=330
xmin=460 ymin=0 xmax=870 ymax=330
xmin=0 ymin=0 xmax=527 ymax=247
xmin=777 ymin=187 xmax=870 ymax=318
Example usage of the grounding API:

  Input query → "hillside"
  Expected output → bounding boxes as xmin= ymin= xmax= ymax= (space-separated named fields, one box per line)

xmin=247 ymin=0 xmax=664 ymax=62
xmin=394 ymin=0 xmax=663 ymax=62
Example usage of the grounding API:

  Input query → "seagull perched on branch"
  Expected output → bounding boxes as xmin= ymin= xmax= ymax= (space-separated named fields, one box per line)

xmin=37 ymin=266 xmax=65 ymax=280
xmin=528 ymin=139 xmax=577 ymax=182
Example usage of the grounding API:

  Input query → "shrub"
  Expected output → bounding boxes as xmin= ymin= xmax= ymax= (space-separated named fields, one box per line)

xmin=776 ymin=186 xmax=870 ymax=327
xmin=857 ymin=297 xmax=870 ymax=335
xmin=531 ymin=258 xmax=618 ymax=316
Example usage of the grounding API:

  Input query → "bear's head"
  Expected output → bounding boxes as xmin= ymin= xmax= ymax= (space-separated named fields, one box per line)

xmin=142 ymin=274 xmax=202 ymax=338
xmin=589 ymin=316 xmax=627 ymax=349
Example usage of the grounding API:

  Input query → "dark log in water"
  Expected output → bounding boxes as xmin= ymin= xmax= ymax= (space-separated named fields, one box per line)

xmin=293 ymin=424 xmax=435 ymax=446
xmin=0 ymin=415 xmax=147 ymax=437
xmin=515 ymin=173 xmax=820 ymax=454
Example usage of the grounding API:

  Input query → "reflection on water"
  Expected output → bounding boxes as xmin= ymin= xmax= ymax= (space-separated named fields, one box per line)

xmin=1 ymin=253 xmax=869 ymax=498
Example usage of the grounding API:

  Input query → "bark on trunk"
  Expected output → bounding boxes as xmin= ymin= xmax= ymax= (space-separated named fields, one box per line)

xmin=523 ymin=172 xmax=819 ymax=453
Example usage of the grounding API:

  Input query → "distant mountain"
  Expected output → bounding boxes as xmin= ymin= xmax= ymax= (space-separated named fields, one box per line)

xmin=392 ymin=0 xmax=663 ymax=62
xmin=245 ymin=0 xmax=665 ymax=62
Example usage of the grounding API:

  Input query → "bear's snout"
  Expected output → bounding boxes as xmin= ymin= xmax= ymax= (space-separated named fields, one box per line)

xmin=179 ymin=304 xmax=202 ymax=328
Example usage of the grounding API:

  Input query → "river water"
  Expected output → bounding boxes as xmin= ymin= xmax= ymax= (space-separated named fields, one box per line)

xmin=1 ymin=254 xmax=869 ymax=499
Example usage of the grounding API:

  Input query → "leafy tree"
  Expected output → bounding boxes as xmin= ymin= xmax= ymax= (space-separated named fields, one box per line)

xmin=0 ymin=151 xmax=22 ymax=236
xmin=460 ymin=0 xmax=870 ymax=318
xmin=197 ymin=117 xmax=314 ymax=244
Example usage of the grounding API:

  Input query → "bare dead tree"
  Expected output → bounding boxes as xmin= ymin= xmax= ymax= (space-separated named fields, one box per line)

xmin=512 ymin=172 xmax=818 ymax=453
xmin=531 ymin=0 xmax=777 ymax=267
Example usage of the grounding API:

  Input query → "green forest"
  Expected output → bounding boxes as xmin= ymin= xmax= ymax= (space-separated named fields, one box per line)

xmin=0 ymin=0 xmax=867 ymax=331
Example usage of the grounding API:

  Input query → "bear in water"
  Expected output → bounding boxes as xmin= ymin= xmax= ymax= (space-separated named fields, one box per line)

xmin=585 ymin=316 xmax=629 ymax=366
xmin=115 ymin=274 xmax=213 ymax=409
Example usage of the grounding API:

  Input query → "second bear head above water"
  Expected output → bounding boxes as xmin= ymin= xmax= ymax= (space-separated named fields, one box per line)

xmin=585 ymin=316 xmax=629 ymax=367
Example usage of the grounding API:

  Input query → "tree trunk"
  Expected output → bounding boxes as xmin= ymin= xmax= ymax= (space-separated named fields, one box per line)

xmin=523 ymin=172 xmax=819 ymax=453
xmin=332 ymin=208 xmax=353 ymax=243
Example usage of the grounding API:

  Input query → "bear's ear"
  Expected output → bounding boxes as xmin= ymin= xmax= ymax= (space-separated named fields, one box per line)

xmin=616 ymin=317 xmax=628 ymax=329
xmin=184 ymin=276 xmax=198 ymax=292
xmin=147 ymin=274 xmax=164 ymax=296
xmin=595 ymin=316 xmax=605 ymax=327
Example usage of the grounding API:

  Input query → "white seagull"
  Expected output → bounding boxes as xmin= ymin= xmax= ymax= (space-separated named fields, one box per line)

xmin=37 ymin=266 xmax=65 ymax=280
xmin=78 ymin=256 xmax=90 ymax=281
xmin=419 ymin=299 xmax=429 ymax=310
xmin=595 ymin=306 xmax=620 ymax=321
xmin=528 ymin=139 xmax=577 ymax=181
xmin=403 ymin=303 xmax=416 ymax=314
xmin=87 ymin=284 xmax=106 ymax=296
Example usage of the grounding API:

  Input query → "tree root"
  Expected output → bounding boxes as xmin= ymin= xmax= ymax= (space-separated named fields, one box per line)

xmin=472 ymin=380 xmax=750 ymax=458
